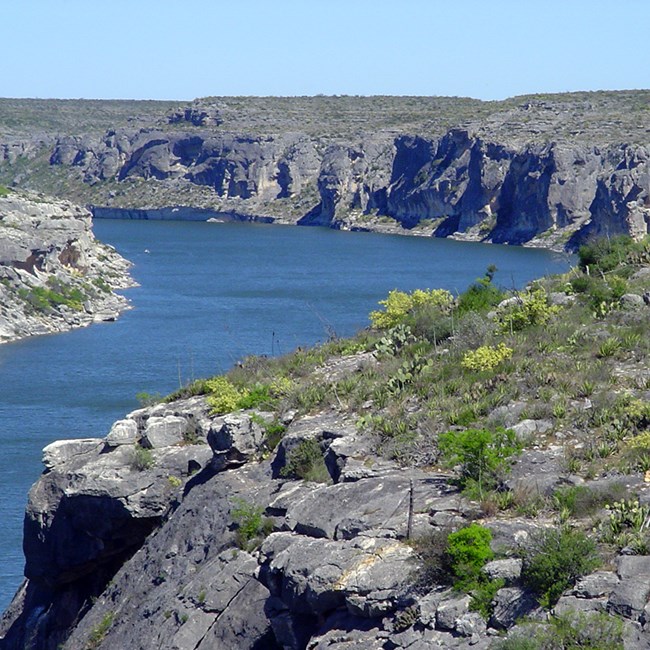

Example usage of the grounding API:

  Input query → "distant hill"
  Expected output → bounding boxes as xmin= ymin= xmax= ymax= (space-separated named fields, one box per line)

xmin=1 ymin=92 xmax=649 ymax=250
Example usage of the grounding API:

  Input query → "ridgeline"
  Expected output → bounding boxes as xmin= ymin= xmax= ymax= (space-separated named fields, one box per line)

xmin=1 ymin=92 xmax=649 ymax=250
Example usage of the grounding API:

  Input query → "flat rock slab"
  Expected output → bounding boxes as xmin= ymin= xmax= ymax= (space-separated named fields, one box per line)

xmin=284 ymin=473 xmax=447 ymax=540
xmin=261 ymin=532 xmax=413 ymax=617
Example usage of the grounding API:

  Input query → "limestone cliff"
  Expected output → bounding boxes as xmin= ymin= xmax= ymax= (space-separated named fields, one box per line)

xmin=41 ymin=128 xmax=650 ymax=250
xmin=1 ymin=93 xmax=649 ymax=250
xmin=0 ymin=190 xmax=133 ymax=343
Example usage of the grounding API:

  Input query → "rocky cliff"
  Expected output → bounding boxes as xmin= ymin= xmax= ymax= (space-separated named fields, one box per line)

xmin=3 ymin=242 xmax=650 ymax=648
xmin=1 ymin=93 xmax=649 ymax=250
xmin=0 ymin=190 xmax=133 ymax=343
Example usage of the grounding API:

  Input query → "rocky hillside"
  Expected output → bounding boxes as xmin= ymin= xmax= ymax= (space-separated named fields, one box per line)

xmin=0 ymin=188 xmax=133 ymax=343
xmin=2 ymin=235 xmax=650 ymax=649
xmin=1 ymin=92 xmax=649 ymax=250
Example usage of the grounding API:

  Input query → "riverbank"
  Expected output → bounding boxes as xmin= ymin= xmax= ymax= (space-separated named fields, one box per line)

xmin=2 ymin=233 xmax=649 ymax=648
xmin=0 ymin=190 xmax=134 ymax=344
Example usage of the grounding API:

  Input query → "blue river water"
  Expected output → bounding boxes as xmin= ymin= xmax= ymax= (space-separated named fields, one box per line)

xmin=0 ymin=219 xmax=573 ymax=611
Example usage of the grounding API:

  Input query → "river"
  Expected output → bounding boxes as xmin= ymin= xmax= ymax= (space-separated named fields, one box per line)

xmin=0 ymin=219 xmax=572 ymax=611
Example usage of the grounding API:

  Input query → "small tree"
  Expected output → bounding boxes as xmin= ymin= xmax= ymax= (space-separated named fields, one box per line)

xmin=446 ymin=523 xmax=494 ymax=589
xmin=522 ymin=527 xmax=599 ymax=608
xmin=438 ymin=428 xmax=520 ymax=498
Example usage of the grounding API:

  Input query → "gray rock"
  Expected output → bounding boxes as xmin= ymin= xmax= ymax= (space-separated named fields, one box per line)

xmin=575 ymin=571 xmax=620 ymax=598
xmin=436 ymin=594 xmax=471 ymax=631
xmin=620 ymin=293 xmax=646 ymax=310
xmin=548 ymin=292 xmax=576 ymax=306
xmin=417 ymin=590 xmax=445 ymax=628
xmin=554 ymin=595 xmax=607 ymax=616
xmin=261 ymin=532 xmax=413 ymax=617
xmin=482 ymin=558 xmax=522 ymax=584
xmin=490 ymin=587 xmax=538 ymax=630
xmin=455 ymin=611 xmax=487 ymax=638
xmin=105 ymin=419 xmax=139 ymax=447
xmin=608 ymin=557 xmax=650 ymax=620
xmin=41 ymin=438 xmax=103 ymax=471
xmin=284 ymin=473 xmax=442 ymax=540
xmin=511 ymin=418 xmax=553 ymax=442
xmin=208 ymin=413 xmax=265 ymax=462
xmin=0 ymin=191 xmax=133 ymax=346
xmin=142 ymin=415 xmax=188 ymax=448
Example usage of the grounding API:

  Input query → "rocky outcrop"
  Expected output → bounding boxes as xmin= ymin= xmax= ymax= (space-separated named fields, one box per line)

xmin=38 ymin=127 xmax=650 ymax=250
xmin=2 ymin=95 xmax=649 ymax=250
xmin=4 ymin=374 xmax=650 ymax=649
xmin=0 ymin=191 xmax=133 ymax=343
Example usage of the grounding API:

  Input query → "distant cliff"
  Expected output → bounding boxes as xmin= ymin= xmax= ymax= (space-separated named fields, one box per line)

xmin=1 ymin=93 xmax=649 ymax=250
xmin=0 ymin=190 xmax=133 ymax=343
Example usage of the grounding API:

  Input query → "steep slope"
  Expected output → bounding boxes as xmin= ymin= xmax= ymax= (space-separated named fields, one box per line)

xmin=0 ymin=189 xmax=133 ymax=343
xmin=3 ymin=236 xmax=650 ymax=649
xmin=1 ymin=93 xmax=649 ymax=250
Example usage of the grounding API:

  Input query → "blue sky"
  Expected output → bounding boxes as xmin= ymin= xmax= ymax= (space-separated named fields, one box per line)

xmin=5 ymin=0 xmax=650 ymax=101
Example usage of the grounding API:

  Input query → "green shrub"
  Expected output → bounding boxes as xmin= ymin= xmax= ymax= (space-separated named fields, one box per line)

xmin=236 ymin=384 xmax=274 ymax=410
xmin=370 ymin=288 xmax=453 ymax=329
xmin=0 ymin=185 xmax=11 ymax=197
xmin=230 ymin=498 xmax=273 ymax=551
xmin=552 ymin=483 xmax=628 ymax=519
xmin=205 ymin=376 xmax=247 ymax=414
xmin=578 ymin=234 xmax=646 ymax=273
xmin=469 ymin=576 xmax=504 ymax=619
xmin=521 ymin=527 xmax=599 ymax=608
xmin=461 ymin=343 xmax=513 ymax=372
xmin=457 ymin=275 xmax=506 ymax=314
xmin=131 ymin=444 xmax=155 ymax=471
xmin=570 ymin=274 xmax=627 ymax=315
xmin=135 ymin=391 xmax=162 ymax=407
xmin=263 ymin=420 xmax=287 ymax=451
xmin=281 ymin=439 xmax=330 ymax=483
xmin=446 ymin=523 xmax=494 ymax=589
xmin=438 ymin=427 xmax=521 ymax=498
xmin=495 ymin=611 xmax=624 ymax=650
xmin=86 ymin=612 xmax=114 ymax=649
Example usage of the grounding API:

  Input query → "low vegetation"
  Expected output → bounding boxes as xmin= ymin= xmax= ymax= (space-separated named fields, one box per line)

xmin=158 ymin=234 xmax=650 ymax=636
xmin=230 ymin=498 xmax=274 ymax=551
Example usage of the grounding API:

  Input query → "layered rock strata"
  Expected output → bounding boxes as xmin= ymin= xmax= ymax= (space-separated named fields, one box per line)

xmin=3 ymin=367 xmax=650 ymax=649
xmin=0 ymin=191 xmax=133 ymax=343
xmin=2 ymin=95 xmax=649 ymax=251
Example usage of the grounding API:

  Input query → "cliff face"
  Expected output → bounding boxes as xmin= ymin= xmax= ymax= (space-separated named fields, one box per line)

xmin=30 ymin=127 xmax=650 ymax=250
xmin=1 ymin=93 xmax=649 ymax=250
xmin=0 ymin=191 xmax=133 ymax=343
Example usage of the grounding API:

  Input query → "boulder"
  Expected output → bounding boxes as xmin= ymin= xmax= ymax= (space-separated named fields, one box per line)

xmin=435 ymin=594 xmax=471 ymax=631
xmin=490 ymin=587 xmax=538 ymax=630
xmin=261 ymin=532 xmax=413 ymax=618
xmin=620 ymin=293 xmax=645 ymax=310
xmin=575 ymin=571 xmax=620 ymax=598
xmin=608 ymin=556 xmax=650 ymax=620
xmin=42 ymin=438 xmax=103 ymax=471
xmin=208 ymin=413 xmax=265 ymax=462
xmin=483 ymin=558 xmax=522 ymax=584
xmin=142 ymin=415 xmax=188 ymax=448
xmin=105 ymin=418 xmax=138 ymax=447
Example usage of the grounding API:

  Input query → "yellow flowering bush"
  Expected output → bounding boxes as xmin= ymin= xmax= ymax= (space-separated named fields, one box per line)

xmin=461 ymin=343 xmax=513 ymax=373
xmin=205 ymin=376 xmax=248 ymax=414
xmin=370 ymin=288 xmax=453 ymax=329
xmin=496 ymin=288 xmax=560 ymax=334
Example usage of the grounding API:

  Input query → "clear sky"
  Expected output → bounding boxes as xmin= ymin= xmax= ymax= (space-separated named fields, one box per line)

xmin=4 ymin=0 xmax=650 ymax=101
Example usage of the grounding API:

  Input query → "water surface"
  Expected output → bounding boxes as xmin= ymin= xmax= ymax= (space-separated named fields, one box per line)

xmin=0 ymin=220 xmax=572 ymax=610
